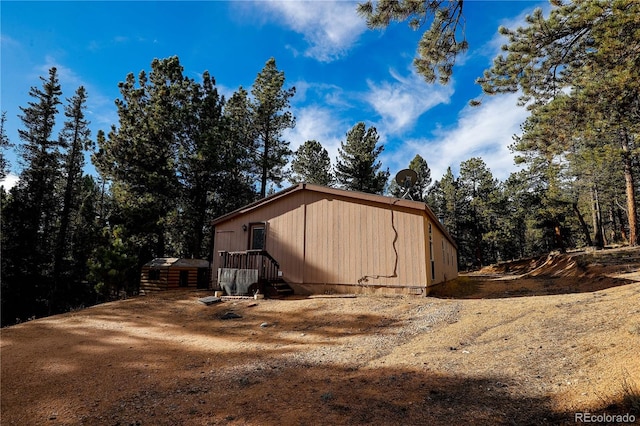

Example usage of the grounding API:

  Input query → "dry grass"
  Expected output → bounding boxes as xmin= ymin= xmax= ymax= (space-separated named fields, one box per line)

xmin=621 ymin=370 xmax=640 ymax=414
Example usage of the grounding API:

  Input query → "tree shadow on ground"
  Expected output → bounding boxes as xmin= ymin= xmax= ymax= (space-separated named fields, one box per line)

xmin=429 ymin=275 xmax=637 ymax=299
xmin=2 ymin=290 xmax=637 ymax=425
xmin=80 ymin=363 xmax=637 ymax=426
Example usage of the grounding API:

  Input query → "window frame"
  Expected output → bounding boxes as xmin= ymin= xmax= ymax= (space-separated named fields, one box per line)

xmin=248 ymin=222 xmax=267 ymax=250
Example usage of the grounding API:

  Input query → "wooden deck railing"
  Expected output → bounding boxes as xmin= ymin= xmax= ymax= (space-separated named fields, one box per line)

xmin=218 ymin=250 xmax=280 ymax=282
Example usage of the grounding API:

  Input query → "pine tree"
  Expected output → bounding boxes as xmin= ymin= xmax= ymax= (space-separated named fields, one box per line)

xmin=175 ymin=72 xmax=225 ymax=257
xmin=0 ymin=112 xmax=12 ymax=180
xmin=458 ymin=158 xmax=499 ymax=267
xmin=290 ymin=140 xmax=334 ymax=186
xmin=52 ymin=86 xmax=93 ymax=308
xmin=335 ymin=122 xmax=389 ymax=194
xmin=426 ymin=167 xmax=462 ymax=264
xmin=95 ymin=57 xmax=184 ymax=260
xmin=357 ymin=0 xmax=466 ymax=84
xmin=478 ymin=0 xmax=640 ymax=245
xmin=3 ymin=67 xmax=63 ymax=321
xmin=250 ymin=58 xmax=296 ymax=198
xmin=17 ymin=67 xmax=63 ymax=242
xmin=224 ymin=87 xmax=255 ymax=179
xmin=220 ymin=87 xmax=259 ymax=212
xmin=69 ymin=175 xmax=103 ymax=304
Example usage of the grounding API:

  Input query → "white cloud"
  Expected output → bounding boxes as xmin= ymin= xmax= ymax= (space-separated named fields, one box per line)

xmin=0 ymin=34 xmax=20 ymax=48
xmin=283 ymin=104 xmax=346 ymax=166
xmin=0 ymin=173 xmax=19 ymax=191
xmin=365 ymin=69 xmax=454 ymax=135
xmin=397 ymin=92 xmax=528 ymax=182
xmin=255 ymin=1 xmax=366 ymax=62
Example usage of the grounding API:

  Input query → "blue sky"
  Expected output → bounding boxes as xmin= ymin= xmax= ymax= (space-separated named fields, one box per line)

xmin=1 ymin=0 xmax=548 ymax=191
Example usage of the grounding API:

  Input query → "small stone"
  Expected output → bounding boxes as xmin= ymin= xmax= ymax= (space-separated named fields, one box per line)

xmin=260 ymin=322 xmax=268 ymax=327
xmin=198 ymin=296 xmax=222 ymax=305
xmin=220 ymin=312 xmax=242 ymax=320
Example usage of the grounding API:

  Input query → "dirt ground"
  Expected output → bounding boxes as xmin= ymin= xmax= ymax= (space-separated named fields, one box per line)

xmin=2 ymin=247 xmax=640 ymax=425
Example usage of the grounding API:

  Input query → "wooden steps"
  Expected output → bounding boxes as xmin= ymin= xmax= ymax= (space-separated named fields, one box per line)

xmin=264 ymin=278 xmax=294 ymax=298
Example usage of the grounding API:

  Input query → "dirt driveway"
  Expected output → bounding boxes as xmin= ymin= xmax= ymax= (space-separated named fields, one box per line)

xmin=2 ymin=250 xmax=640 ymax=425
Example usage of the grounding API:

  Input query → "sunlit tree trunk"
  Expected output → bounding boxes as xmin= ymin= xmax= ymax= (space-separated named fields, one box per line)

xmin=621 ymin=127 xmax=638 ymax=246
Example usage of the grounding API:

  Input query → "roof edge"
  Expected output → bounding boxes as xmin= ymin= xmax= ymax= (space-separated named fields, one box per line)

xmin=211 ymin=183 xmax=457 ymax=247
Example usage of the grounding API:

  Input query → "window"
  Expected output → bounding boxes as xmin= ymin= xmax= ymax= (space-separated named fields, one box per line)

xmin=249 ymin=223 xmax=265 ymax=250
xmin=148 ymin=268 xmax=160 ymax=280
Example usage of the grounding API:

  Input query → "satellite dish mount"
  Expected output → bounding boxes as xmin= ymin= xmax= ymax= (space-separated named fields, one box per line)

xmin=395 ymin=169 xmax=418 ymax=200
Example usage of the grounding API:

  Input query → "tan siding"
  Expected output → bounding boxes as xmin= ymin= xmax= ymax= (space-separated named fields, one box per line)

xmin=212 ymin=185 xmax=455 ymax=295
xmin=212 ymin=192 xmax=305 ymax=282
xmin=423 ymin=218 xmax=458 ymax=288
xmin=302 ymin=194 xmax=427 ymax=288
xmin=266 ymin=192 xmax=305 ymax=283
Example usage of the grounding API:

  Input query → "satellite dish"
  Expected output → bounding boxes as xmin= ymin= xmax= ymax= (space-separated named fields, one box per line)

xmin=395 ymin=169 xmax=418 ymax=200
xmin=395 ymin=169 xmax=418 ymax=188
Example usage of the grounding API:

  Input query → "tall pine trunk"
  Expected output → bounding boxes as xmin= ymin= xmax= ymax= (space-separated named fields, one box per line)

xmin=620 ymin=127 xmax=638 ymax=246
xmin=573 ymin=202 xmax=593 ymax=247
xmin=589 ymin=185 xmax=604 ymax=248
xmin=53 ymin=124 xmax=83 ymax=306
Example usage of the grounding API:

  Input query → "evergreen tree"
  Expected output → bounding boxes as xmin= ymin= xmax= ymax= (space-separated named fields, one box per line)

xmin=174 ymin=72 xmax=256 ymax=258
xmin=95 ymin=57 xmax=184 ymax=261
xmin=175 ymin=72 xmax=226 ymax=257
xmin=87 ymin=224 xmax=139 ymax=300
xmin=3 ymin=67 xmax=63 ymax=322
xmin=478 ymin=0 xmax=640 ymax=245
xmin=335 ymin=122 xmax=389 ymax=194
xmin=426 ymin=167 xmax=462 ymax=264
xmin=217 ymin=87 xmax=259 ymax=215
xmin=438 ymin=167 xmax=459 ymax=235
xmin=224 ymin=87 xmax=255 ymax=183
xmin=458 ymin=158 xmax=499 ymax=267
xmin=357 ymin=0 xmax=466 ymax=84
xmin=499 ymin=171 xmax=545 ymax=259
xmin=17 ymin=67 xmax=63 ymax=245
xmin=290 ymin=140 xmax=334 ymax=186
xmin=250 ymin=58 xmax=296 ymax=198
xmin=0 ymin=112 xmax=12 ymax=180
xmin=53 ymin=86 xmax=93 ymax=308
xmin=68 ymin=175 xmax=103 ymax=306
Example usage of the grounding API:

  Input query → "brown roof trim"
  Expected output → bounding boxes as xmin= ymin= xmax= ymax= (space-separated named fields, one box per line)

xmin=211 ymin=183 xmax=305 ymax=226
xmin=212 ymin=183 xmax=457 ymax=248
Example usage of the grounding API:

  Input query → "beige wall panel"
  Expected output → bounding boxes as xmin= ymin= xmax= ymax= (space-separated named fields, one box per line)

xmin=424 ymin=219 xmax=458 ymax=286
xmin=212 ymin=192 xmax=305 ymax=283
xmin=303 ymin=193 xmax=427 ymax=287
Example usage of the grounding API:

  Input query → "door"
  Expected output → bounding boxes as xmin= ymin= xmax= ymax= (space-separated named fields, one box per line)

xmin=197 ymin=268 xmax=209 ymax=289
xmin=249 ymin=223 xmax=266 ymax=250
xmin=179 ymin=270 xmax=189 ymax=287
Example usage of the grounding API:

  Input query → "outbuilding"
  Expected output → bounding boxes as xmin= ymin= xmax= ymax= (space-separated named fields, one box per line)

xmin=140 ymin=258 xmax=210 ymax=292
xmin=211 ymin=183 xmax=457 ymax=297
